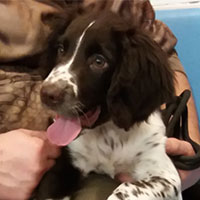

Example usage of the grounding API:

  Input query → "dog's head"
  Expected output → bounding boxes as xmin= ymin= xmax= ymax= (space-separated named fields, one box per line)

xmin=40 ymin=3 xmax=174 ymax=136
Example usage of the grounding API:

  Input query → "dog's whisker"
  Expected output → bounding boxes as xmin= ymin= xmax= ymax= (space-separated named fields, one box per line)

xmin=71 ymin=105 xmax=80 ymax=116
xmin=72 ymin=103 xmax=91 ymax=125
xmin=76 ymin=101 xmax=84 ymax=109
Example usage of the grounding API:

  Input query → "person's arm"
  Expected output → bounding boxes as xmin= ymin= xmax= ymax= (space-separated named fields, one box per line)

xmin=0 ymin=129 xmax=60 ymax=200
xmin=174 ymin=71 xmax=200 ymax=144
xmin=166 ymin=69 xmax=200 ymax=191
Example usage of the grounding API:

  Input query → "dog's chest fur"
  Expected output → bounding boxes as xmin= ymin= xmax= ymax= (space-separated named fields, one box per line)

xmin=68 ymin=112 xmax=170 ymax=180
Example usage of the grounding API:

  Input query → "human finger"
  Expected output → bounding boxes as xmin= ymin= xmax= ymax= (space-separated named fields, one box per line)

xmin=45 ymin=142 xmax=61 ymax=159
xmin=44 ymin=159 xmax=56 ymax=171
xmin=166 ymin=138 xmax=195 ymax=156
xmin=19 ymin=129 xmax=47 ymax=140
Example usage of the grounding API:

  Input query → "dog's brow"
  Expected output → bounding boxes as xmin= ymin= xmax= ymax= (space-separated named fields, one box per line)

xmin=71 ymin=20 xmax=96 ymax=64
xmin=44 ymin=21 xmax=96 ymax=96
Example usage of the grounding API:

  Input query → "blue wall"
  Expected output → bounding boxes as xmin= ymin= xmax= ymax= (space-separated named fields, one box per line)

xmin=156 ymin=8 xmax=200 ymax=123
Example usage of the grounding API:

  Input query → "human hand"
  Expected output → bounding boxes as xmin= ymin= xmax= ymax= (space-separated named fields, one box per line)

xmin=166 ymin=138 xmax=200 ymax=191
xmin=0 ymin=129 xmax=61 ymax=200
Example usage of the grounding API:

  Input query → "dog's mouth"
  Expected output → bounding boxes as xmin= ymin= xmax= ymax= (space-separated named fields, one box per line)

xmin=47 ymin=106 xmax=101 ymax=146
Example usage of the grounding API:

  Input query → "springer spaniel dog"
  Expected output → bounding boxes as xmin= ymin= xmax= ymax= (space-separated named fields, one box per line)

xmin=38 ymin=2 xmax=182 ymax=200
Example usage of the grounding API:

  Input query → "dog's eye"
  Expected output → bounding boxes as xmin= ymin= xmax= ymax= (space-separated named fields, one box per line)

xmin=89 ymin=54 xmax=108 ymax=70
xmin=57 ymin=43 xmax=65 ymax=55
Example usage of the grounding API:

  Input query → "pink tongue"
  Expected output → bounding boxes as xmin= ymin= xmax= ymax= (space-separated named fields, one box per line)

xmin=47 ymin=117 xmax=81 ymax=146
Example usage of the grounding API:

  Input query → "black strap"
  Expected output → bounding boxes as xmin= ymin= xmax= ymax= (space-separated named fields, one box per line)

xmin=163 ymin=90 xmax=200 ymax=170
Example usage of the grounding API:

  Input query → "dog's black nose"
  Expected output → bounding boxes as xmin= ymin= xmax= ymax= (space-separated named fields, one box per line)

xmin=40 ymin=84 xmax=65 ymax=107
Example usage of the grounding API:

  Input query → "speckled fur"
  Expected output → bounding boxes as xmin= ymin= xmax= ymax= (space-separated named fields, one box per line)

xmin=68 ymin=112 xmax=182 ymax=200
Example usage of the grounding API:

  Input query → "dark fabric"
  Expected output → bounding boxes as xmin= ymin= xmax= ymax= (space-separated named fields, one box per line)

xmin=72 ymin=174 xmax=119 ymax=200
xmin=183 ymin=182 xmax=200 ymax=200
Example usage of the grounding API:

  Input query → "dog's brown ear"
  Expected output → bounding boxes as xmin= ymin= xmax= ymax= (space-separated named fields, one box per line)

xmin=107 ymin=29 xmax=175 ymax=130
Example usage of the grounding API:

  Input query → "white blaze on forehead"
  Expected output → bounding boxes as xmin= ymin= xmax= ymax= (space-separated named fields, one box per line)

xmin=44 ymin=21 xmax=96 ymax=96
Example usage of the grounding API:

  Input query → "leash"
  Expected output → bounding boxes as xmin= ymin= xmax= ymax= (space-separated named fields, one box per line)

xmin=163 ymin=90 xmax=200 ymax=170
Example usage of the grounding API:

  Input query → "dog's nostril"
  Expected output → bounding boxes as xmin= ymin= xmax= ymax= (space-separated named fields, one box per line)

xmin=40 ymin=85 xmax=64 ymax=107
